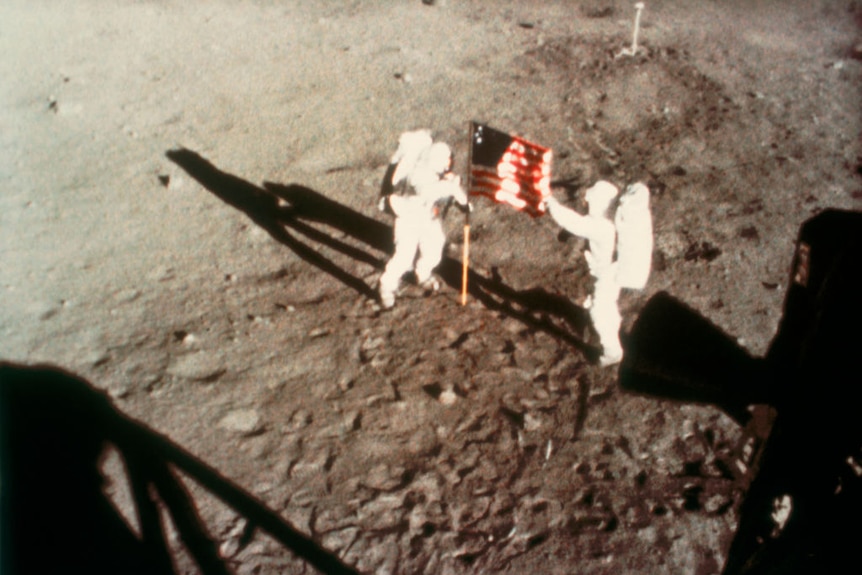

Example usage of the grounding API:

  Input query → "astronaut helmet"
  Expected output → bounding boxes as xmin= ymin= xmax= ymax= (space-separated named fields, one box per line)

xmin=584 ymin=180 xmax=619 ymax=217
xmin=422 ymin=142 xmax=454 ymax=176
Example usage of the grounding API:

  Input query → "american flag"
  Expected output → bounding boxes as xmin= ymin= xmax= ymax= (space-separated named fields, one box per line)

xmin=469 ymin=122 xmax=553 ymax=217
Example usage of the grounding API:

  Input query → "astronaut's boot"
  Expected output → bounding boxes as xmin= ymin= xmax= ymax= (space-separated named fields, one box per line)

xmin=378 ymin=272 xmax=400 ymax=309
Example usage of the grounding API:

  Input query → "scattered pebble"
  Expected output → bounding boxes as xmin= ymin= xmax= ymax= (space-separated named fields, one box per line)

xmin=704 ymin=493 xmax=732 ymax=514
xmin=309 ymin=327 xmax=330 ymax=338
xmin=364 ymin=463 xmax=407 ymax=491
xmin=167 ymin=352 xmax=226 ymax=382
xmin=320 ymin=527 xmax=360 ymax=554
xmin=438 ymin=388 xmax=458 ymax=405
xmin=218 ymin=409 xmax=263 ymax=436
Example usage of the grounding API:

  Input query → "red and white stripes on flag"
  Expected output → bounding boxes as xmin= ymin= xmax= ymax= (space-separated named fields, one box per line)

xmin=469 ymin=122 xmax=553 ymax=217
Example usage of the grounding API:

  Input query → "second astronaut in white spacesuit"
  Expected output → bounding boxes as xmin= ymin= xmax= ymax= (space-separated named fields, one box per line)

xmin=378 ymin=131 xmax=470 ymax=309
xmin=545 ymin=180 xmax=653 ymax=366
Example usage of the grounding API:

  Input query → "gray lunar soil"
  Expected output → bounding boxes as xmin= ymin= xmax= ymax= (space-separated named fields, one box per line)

xmin=2 ymin=1 xmax=861 ymax=574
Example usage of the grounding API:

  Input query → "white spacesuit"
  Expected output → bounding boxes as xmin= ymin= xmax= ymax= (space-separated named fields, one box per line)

xmin=546 ymin=180 xmax=654 ymax=366
xmin=378 ymin=132 xmax=470 ymax=309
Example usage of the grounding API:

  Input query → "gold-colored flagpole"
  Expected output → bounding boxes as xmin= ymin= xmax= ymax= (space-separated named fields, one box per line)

xmin=461 ymin=218 xmax=470 ymax=306
xmin=461 ymin=121 xmax=474 ymax=306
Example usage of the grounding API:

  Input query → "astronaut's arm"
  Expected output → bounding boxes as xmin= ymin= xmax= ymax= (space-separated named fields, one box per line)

xmin=381 ymin=163 xmax=397 ymax=198
xmin=546 ymin=196 xmax=594 ymax=237
xmin=444 ymin=174 xmax=470 ymax=207
xmin=419 ymin=176 xmax=470 ymax=208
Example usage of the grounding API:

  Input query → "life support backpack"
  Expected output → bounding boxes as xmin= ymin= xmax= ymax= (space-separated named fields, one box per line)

xmin=381 ymin=130 xmax=432 ymax=196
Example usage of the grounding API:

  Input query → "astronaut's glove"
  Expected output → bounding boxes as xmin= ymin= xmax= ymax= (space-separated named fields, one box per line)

xmin=457 ymin=201 xmax=473 ymax=214
xmin=443 ymin=173 xmax=461 ymax=185
xmin=584 ymin=249 xmax=597 ymax=271
xmin=378 ymin=196 xmax=392 ymax=214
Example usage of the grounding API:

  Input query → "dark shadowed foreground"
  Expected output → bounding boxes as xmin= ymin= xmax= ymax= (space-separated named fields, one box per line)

xmin=0 ymin=362 xmax=358 ymax=575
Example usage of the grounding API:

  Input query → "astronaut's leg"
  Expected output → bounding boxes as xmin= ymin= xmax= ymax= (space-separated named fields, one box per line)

xmin=589 ymin=273 xmax=623 ymax=366
xmin=414 ymin=219 xmax=446 ymax=290
xmin=379 ymin=218 xmax=420 ymax=308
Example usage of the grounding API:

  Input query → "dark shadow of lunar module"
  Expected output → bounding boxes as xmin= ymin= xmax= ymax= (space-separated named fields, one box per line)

xmin=0 ymin=362 xmax=359 ymax=575
xmin=619 ymin=209 xmax=862 ymax=575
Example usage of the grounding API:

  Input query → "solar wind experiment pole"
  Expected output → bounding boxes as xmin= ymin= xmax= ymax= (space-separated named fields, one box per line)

xmin=616 ymin=2 xmax=646 ymax=59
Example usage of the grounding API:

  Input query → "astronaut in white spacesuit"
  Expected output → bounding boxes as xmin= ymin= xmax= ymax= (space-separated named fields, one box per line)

xmin=545 ymin=180 xmax=653 ymax=366
xmin=378 ymin=130 xmax=470 ymax=309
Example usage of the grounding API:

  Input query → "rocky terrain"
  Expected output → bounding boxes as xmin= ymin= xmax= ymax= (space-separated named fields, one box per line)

xmin=2 ymin=1 xmax=861 ymax=573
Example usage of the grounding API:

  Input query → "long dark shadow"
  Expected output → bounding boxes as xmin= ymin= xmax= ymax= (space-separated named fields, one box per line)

xmin=263 ymin=182 xmax=392 ymax=254
xmin=0 ymin=362 xmax=360 ymax=575
xmin=436 ymin=258 xmax=596 ymax=358
xmin=166 ymin=148 xmax=379 ymax=300
xmin=167 ymin=148 xmax=594 ymax=356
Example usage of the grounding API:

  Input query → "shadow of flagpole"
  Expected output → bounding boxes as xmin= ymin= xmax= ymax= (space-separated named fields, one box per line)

xmin=436 ymin=257 xmax=598 ymax=359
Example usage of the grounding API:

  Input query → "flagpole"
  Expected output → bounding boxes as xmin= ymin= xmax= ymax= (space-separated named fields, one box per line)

xmin=461 ymin=121 xmax=474 ymax=306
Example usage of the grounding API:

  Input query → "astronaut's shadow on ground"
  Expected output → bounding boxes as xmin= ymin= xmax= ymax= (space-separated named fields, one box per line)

xmin=0 ymin=362 xmax=358 ymax=575
xmin=167 ymin=148 xmax=597 ymax=359
xmin=166 ymin=148 xmax=384 ymax=300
